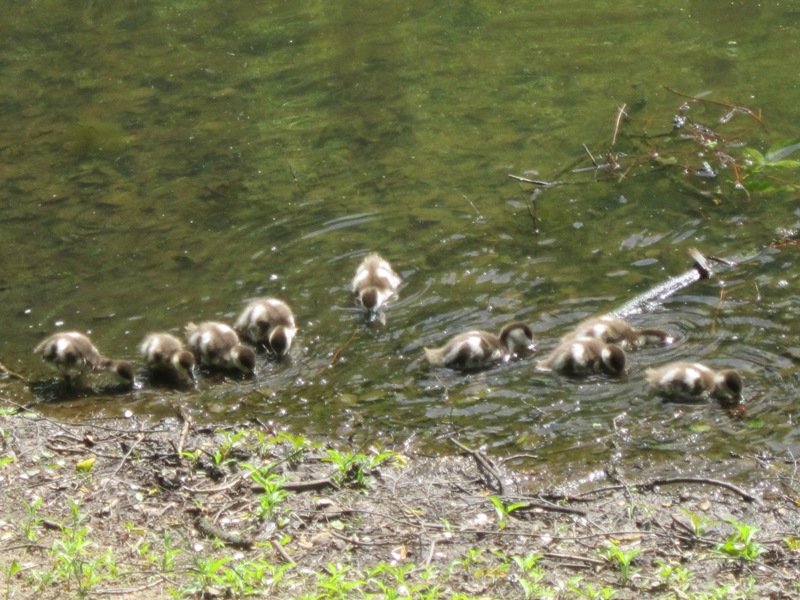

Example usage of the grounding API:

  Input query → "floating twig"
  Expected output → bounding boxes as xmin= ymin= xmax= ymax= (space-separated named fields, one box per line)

xmin=507 ymin=173 xmax=556 ymax=186
xmin=611 ymin=103 xmax=627 ymax=147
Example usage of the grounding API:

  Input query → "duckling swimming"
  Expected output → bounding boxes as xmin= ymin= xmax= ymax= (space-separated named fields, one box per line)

xmin=234 ymin=298 xmax=297 ymax=357
xmin=424 ymin=322 xmax=534 ymax=371
xmin=34 ymin=331 xmax=134 ymax=385
xmin=646 ymin=361 xmax=743 ymax=404
xmin=185 ymin=321 xmax=256 ymax=374
xmin=567 ymin=315 xmax=673 ymax=349
xmin=538 ymin=336 xmax=626 ymax=377
xmin=352 ymin=253 xmax=401 ymax=319
xmin=140 ymin=333 xmax=195 ymax=384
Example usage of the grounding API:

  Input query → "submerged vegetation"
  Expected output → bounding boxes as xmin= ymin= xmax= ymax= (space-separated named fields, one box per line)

xmin=513 ymin=89 xmax=800 ymax=209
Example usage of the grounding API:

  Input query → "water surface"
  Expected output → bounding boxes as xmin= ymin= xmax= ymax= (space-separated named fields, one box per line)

xmin=2 ymin=1 xmax=800 ymax=486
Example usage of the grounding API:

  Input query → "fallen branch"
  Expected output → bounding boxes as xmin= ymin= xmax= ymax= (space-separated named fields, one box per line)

xmin=634 ymin=476 xmax=762 ymax=506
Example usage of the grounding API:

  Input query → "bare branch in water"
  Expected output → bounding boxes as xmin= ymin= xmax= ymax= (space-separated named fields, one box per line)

xmin=611 ymin=103 xmax=627 ymax=147
xmin=507 ymin=173 xmax=556 ymax=186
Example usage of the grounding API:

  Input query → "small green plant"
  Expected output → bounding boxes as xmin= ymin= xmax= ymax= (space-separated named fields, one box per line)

xmin=36 ymin=498 xmax=118 ymax=596
xmin=3 ymin=560 xmax=22 ymax=600
xmin=0 ymin=454 xmax=15 ymax=470
xmin=315 ymin=562 xmax=364 ymax=598
xmin=601 ymin=540 xmax=639 ymax=584
xmin=138 ymin=530 xmax=182 ymax=573
xmin=656 ymin=560 xmax=693 ymax=593
xmin=487 ymin=496 xmax=527 ymax=530
xmin=323 ymin=448 xmax=394 ymax=487
xmin=716 ymin=518 xmax=763 ymax=561
xmin=243 ymin=462 xmax=288 ymax=520
xmin=21 ymin=497 xmax=44 ymax=542
xmin=567 ymin=578 xmax=616 ymax=599
xmin=681 ymin=508 xmax=715 ymax=537
xmin=212 ymin=430 xmax=248 ymax=466
xmin=512 ymin=552 xmax=554 ymax=599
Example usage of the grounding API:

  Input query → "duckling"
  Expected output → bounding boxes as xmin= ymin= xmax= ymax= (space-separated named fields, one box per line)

xmin=538 ymin=336 xmax=626 ymax=377
xmin=646 ymin=361 xmax=743 ymax=404
xmin=567 ymin=315 xmax=674 ymax=349
xmin=234 ymin=298 xmax=297 ymax=357
xmin=352 ymin=253 xmax=401 ymax=317
xmin=185 ymin=321 xmax=256 ymax=374
xmin=424 ymin=322 xmax=534 ymax=371
xmin=140 ymin=333 xmax=195 ymax=384
xmin=34 ymin=331 xmax=134 ymax=385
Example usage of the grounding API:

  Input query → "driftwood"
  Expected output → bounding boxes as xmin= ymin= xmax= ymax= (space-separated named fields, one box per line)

xmin=613 ymin=247 xmax=723 ymax=318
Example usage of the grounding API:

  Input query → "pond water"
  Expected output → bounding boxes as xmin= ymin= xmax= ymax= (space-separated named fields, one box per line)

xmin=2 ymin=1 xmax=800 ymax=486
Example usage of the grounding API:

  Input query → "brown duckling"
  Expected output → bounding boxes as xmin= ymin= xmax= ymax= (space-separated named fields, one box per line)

xmin=424 ymin=322 xmax=534 ymax=371
xmin=234 ymin=298 xmax=297 ymax=357
xmin=538 ymin=336 xmax=626 ymax=377
xmin=646 ymin=361 xmax=743 ymax=403
xmin=352 ymin=253 xmax=401 ymax=317
xmin=567 ymin=315 xmax=673 ymax=349
xmin=140 ymin=333 xmax=195 ymax=384
xmin=185 ymin=321 xmax=255 ymax=374
xmin=34 ymin=331 xmax=134 ymax=385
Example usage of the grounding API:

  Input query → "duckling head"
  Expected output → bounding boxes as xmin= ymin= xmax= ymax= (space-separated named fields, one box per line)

xmin=173 ymin=350 xmax=196 ymax=380
xmin=268 ymin=326 xmax=294 ymax=357
xmin=600 ymin=344 xmax=626 ymax=376
xmin=359 ymin=287 xmax=380 ymax=311
xmin=231 ymin=345 xmax=256 ymax=374
xmin=113 ymin=360 xmax=136 ymax=385
xmin=500 ymin=322 xmax=535 ymax=354
xmin=716 ymin=369 xmax=743 ymax=401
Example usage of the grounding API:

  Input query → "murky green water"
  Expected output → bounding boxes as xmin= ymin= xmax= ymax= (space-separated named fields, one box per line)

xmin=2 ymin=1 xmax=800 ymax=484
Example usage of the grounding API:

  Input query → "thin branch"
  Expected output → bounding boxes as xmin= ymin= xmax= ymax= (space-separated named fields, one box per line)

xmin=635 ymin=476 xmax=762 ymax=506
xmin=611 ymin=103 xmax=627 ymax=147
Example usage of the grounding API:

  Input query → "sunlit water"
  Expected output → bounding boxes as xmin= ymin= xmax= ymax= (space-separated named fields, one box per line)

xmin=2 ymin=1 xmax=800 ymax=486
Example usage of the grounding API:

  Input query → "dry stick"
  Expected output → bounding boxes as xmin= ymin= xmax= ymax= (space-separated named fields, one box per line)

xmin=542 ymin=552 xmax=605 ymax=566
xmin=324 ymin=326 xmax=360 ymax=371
xmin=271 ymin=538 xmax=295 ymax=564
xmin=0 ymin=361 xmax=25 ymax=381
xmin=611 ymin=103 xmax=627 ymax=147
xmin=507 ymin=173 xmax=555 ymax=186
xmin=176 ymin=406 xmax=192 ymax=457
xmin=581 ymin=143 xmax=598 ymax=168
xmin=101 ymin=433 xmax=145 ymax=490
xmin=450 ymin=438 xmax=507 ymax=496
xmin=635 ymin=476 xmax=762 ymax=506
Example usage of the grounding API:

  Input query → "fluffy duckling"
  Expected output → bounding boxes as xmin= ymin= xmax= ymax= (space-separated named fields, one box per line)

xmin=185 ymin=321 xmax=256 ymax=374
xmin=34 ymin=331 xmax=134 ymax=385
xmin=140 ymin=333 xmax=195 ymax=384
xmin=567 ymin=315 xmax=673 ymax=349
xmin=646 ymin=361 xmax=743 ymax=404
xmin=424 ymin=322 xmax=534 ymax=371
xmin=234 ymin=298 xmax=297 ymax=357
xmin=538 ymin=336 xmax=626 ymax=377
xmin=352 ymin=253 xmax=401 ymax=317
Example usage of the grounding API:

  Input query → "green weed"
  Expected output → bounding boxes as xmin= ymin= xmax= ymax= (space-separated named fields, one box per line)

xmin=243 ymin=462 xmax=288 ymax=520
xmin=716 ymin=519 xmax=763 ymax=562
xmin=487 ymin=496 xmax=527 ymax=530
xmin=601 ymin=540 xmax=639 ymax=584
